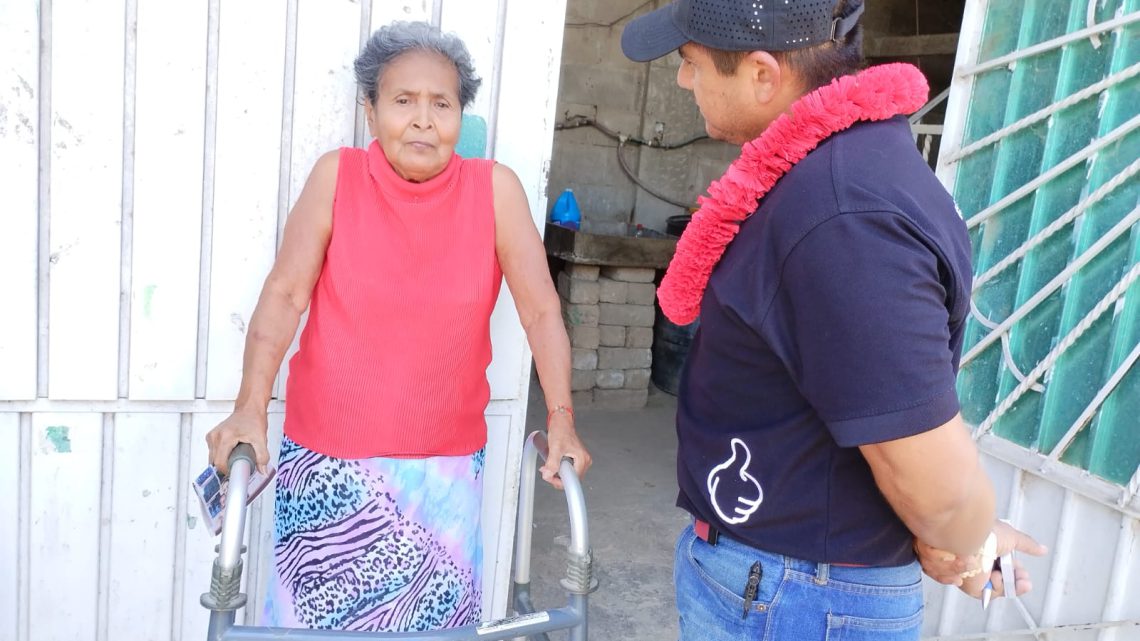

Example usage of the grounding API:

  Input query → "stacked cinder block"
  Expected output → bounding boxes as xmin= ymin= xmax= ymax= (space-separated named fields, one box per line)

xmin=558 ymin=263 xmax=655 ymax=409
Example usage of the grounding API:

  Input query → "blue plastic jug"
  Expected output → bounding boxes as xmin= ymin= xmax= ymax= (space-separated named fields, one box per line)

xmin=550 ymin=189 xmax=581 ymax=230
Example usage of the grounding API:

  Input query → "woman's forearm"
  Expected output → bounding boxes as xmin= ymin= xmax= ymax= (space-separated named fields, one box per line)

xmin=234 ymin=285 xmax=305 ymax=415
xmin=524 ymin=305 xmax=574 ymax=414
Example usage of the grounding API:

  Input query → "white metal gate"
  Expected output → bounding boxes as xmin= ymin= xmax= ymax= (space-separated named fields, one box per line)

xmin=0 ymin=0 xmax=567 ymax=639
xmin=931 ymin=1 xmax=1140 ymax=639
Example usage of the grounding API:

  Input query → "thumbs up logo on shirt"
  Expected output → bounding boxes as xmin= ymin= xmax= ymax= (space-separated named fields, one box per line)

xmin=707 ymin=438 xmax=763 ymax=525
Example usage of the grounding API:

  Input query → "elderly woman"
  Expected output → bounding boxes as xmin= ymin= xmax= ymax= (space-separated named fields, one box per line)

xmin=204 ymin=21 xmax=590 ymax=633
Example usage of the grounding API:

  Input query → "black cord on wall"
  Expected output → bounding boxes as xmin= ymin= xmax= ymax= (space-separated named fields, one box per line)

xmin=555 ymin=117 xmax=709 ymax=209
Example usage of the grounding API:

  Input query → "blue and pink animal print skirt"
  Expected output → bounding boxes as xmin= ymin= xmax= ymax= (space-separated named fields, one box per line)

xmin=263 ymin=436 xmax=485 ymax=632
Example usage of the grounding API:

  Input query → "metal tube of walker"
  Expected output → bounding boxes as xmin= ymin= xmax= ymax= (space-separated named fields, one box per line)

xmin=514 ymin=431 xmax=592 ymax=575
xmin=204 ymin=443 xmax=256 ymax=640
xmin=558 ymin=455 xmax=590 ymax=558
xmin=208 ymin=435 xmax=590 ymax=640
xmin=513 ymin=433 xmax=541 ymax=586
xmin=512 ymin=431 xmax=592 ymax=641
xmin=220 ymin=444 xmax=255 ymax=570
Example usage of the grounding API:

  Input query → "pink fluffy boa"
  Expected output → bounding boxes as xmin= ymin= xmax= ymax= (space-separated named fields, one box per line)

xmin=657 ymin=63 xmax=930 ymax=325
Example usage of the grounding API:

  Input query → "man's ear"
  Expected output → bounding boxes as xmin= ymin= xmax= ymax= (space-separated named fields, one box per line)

xmin=745 ymin=50 xmax=783 ymax=104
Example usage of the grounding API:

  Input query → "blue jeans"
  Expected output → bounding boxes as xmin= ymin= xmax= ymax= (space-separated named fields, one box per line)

xmin=675 ymin=524 xmax=923 ymax=641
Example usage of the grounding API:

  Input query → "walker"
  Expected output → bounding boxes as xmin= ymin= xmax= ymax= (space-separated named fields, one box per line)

xmin=201 ymin=431 xmax=594 ymax=641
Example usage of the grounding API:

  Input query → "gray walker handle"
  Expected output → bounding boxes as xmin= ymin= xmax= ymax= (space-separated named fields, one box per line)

xmin=511 ymin=431 xmax=596 ymax=641
xmin=202 ymin=432 xmax=594 ymax=641
xmin=219 ymin=444 xmax=255 ymax=569
xmin=201 ymin=443 xmax=256 ymax=637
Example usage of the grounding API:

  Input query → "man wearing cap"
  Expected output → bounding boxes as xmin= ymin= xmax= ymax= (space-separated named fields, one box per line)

xmin=621 ymin=1 xmax=1046 ymax=638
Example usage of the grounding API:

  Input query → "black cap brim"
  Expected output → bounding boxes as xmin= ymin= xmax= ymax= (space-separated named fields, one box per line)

xmin=621 ymin=4 xmax=689 ymax=62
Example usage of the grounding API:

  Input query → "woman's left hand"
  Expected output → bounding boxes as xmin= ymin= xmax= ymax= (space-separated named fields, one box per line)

xmin=541 ymin=413 xmax=592 ymax=490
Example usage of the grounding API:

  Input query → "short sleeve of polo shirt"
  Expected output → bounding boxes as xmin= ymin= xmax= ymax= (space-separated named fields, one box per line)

xmin=762 ymin=211 xmax=961 ymax=447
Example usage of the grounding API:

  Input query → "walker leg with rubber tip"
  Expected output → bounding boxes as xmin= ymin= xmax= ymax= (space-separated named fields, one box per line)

xmin=203 ymin=433 xmax=594 ymax=640
xmin=202 ymin=443 xmax=254 ymax=641
xmin=513 ymin=431 xmax=597 ymax=641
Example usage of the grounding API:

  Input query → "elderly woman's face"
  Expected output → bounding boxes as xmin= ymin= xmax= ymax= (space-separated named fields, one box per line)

xmin=366 ymin=50 xmax=462 ymax=183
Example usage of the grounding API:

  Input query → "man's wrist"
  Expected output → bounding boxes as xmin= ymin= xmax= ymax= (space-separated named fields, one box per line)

xmin=960 ymin=530 xmax=998 ymax=578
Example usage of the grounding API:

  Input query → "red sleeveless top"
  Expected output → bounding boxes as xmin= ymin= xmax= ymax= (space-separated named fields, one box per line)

xmin=284 ymin=142 xmax=502 ymax=458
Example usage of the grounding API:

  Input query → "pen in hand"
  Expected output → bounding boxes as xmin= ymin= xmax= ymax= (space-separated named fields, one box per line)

xmin=981 ymin=556 xmax=1000 ymax=610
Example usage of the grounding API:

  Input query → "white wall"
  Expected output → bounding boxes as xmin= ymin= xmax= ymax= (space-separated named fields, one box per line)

xmin=0 ymin=0 xmax=567 ymax=638
xmin=922 ymin=445 xmax=1140 ymax=640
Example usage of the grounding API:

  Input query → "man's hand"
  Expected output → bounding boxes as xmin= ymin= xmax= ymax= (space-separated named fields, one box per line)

xmin=541 ymin=412 xmax=591 ymax=490
xmin=917 ymin=521 xmax=1048 ymax=599
xmin=915 ymin=538 xmax=968 ymax=587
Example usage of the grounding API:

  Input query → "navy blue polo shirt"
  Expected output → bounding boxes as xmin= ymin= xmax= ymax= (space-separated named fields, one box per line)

xmin=676 ymin=115 xmax=973 ymax=567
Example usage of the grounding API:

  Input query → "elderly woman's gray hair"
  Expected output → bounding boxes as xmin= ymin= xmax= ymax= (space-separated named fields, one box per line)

xmin=354 ymin=21 xmax=481 ymax=109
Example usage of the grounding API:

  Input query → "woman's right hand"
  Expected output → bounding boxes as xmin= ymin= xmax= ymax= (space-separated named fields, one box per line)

xmin=206 ymin=410 xmax=271 ymax=476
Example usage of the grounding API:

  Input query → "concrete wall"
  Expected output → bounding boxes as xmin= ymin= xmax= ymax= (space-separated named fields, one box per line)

xmin=548 ymin=0 xmax=966 ymax=233
xmin=548 ymin=0 xmax=739 ymax=233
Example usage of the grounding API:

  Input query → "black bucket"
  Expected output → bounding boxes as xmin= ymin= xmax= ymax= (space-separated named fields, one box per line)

xmin=651 ymin=307 xmax=699 ymax=396
xmin=666 ymin=214 xmax=693 ymax=237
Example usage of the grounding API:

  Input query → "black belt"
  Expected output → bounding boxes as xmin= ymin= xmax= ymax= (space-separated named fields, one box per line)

xmin=694 ymin=518 xmax=721 ymax=545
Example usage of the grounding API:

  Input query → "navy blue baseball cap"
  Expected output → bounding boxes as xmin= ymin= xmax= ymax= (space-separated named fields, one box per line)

xmin=621 ymin=0 xmax=865 ymax=61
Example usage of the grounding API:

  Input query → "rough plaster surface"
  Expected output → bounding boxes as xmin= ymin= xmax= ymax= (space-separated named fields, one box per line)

xmin=549 ymin=0 xmax=737 ymax=232
xmin=548 ymin=0 xmax=960 ymax=232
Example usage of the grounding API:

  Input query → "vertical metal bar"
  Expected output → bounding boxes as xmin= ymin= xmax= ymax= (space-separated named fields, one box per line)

xmin=95 ymin=413 xmax=116 ymax=641
xmin=17 ymin=413 xmax=31 ymax=641
xmin=936 ymin=583 xmax=960 ymax=635
xmin=569 ymin=593 xmax=588 ymax=641
xmin=986 ymin=467 xmax=1025 ymax=632
xmin=1039 ymin=490 xmax=1078 ymax=626
xmin=559 ymin=457 xmax=589 ymax=558
xmin=1126 ymin=466 xmax=1140 ymax=506
xmin=934 ymin=0 xmax=990 ymax=185
xmin=513 ymin=432 xmax=538 ymax=585
xmin=36 ymin=0 xmax=53 ymax=400
xmin=208 ymin=610 xmax=236 ymax=641
xmin=276 ymin=0 xmax=299 ymax=250
xmin=195 ymin=0 xmax=221 ymax=399
xmin=118 ymin=0 xmax=138 ymax=401
xmin=219 ymin=460 xmax=251 ymax=570
xmin=171 ymin=413 xmax=193 ymax=641
xmin=355 ymin=0 xmax=373 ymax=149
xmin=482 ymin=0 xmax=508 ymax=159
xmin=270 ymin=0 xmax=307 ymax=403
xmin=1097 ymin=513 xmax=1137 ymax=641
xmin=431 ymin=0 xmax=443 ymax=28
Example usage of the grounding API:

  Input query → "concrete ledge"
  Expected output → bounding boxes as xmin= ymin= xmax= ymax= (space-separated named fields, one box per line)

xmin=864 ymin=33 xmax=959 ymax=58
xmin=545 ymin=222 xmax=677 ymax=269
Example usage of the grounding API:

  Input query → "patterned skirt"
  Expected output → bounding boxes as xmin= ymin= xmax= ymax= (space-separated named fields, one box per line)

xmin=263 ymin=436 xmax=485 ymax=632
